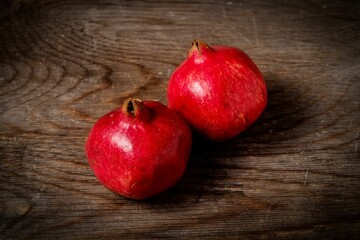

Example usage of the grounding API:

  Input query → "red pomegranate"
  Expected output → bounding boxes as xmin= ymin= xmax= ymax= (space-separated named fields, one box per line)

xmin=85 ymin=98 xmax=192 ymax=199
xmin=167 ymin=40 xmax=267 ymax=141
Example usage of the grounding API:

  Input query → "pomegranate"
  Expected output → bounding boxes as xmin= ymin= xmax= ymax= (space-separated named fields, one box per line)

xmin=85 ymin=98 xmax=192 ymax=200
xmin=167 ymin=40 xmax=267 ymax=141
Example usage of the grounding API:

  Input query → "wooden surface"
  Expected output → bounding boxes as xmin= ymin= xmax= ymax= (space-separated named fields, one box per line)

xmin=1 ymin=0 xmax=359 ymax=239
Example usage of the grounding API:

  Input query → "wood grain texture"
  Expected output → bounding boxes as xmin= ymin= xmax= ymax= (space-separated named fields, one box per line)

xmin=0 ymin=0 xmax=359 ymax=239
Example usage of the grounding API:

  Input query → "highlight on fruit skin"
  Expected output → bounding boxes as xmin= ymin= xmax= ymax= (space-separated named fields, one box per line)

xmin=85 ymin=97 xmax=192 ymax=200
xmin=167 ymin=39 xmax=267 ymax=141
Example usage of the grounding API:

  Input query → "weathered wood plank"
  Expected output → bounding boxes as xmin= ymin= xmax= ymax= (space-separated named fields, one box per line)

xmin=0 ymin=0 xmax=359 ymax=239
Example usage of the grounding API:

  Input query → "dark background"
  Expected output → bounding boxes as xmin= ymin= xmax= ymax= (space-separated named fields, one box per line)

xmin=0 ymin=0 xmax=359 ymax=239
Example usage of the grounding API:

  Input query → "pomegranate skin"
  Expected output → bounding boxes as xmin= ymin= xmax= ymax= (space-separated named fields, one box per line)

xmin=167 ymin=40 xmax=267 ymax=141
xmin=85 ymin=98 xmax=192 ymax=200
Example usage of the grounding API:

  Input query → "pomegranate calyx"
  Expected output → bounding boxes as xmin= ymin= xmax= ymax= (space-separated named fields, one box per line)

xmin=189 ymin=39 xmax=214 ymax=57
xmin=122 ymin=98 xmax=151 ymax=120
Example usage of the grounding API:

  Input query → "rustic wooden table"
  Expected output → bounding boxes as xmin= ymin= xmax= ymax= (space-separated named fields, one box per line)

xmin=1 ymin=0 xmax=359 ymax=239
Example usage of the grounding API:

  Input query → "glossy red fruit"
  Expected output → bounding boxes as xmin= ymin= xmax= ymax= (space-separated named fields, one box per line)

xmin=85 ymin=98 xmax=192 ymax=200
xmin=167 ymin=40 xmax=267 ymax=141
